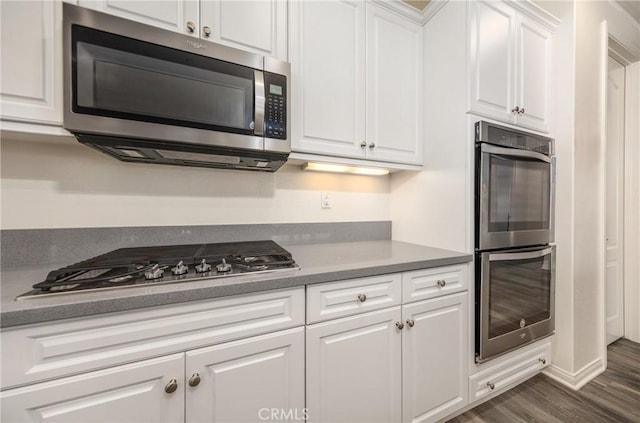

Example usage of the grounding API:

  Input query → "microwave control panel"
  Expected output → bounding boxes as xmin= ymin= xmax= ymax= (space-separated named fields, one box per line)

xmin=264 ymin=72 xmax=287 ymax=140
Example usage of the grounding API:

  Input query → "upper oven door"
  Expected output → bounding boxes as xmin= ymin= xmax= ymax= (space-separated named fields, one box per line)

xmin=63 ymin=4 xmax=289 ymax=154
xmin=477 ymin=142 xmax=555 ymax=250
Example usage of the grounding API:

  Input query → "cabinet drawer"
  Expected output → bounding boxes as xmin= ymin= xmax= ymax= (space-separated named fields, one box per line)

xmin=469 ymin=342 xmax=550 ymax=402
xmin=1 ymin=288 xmax=304 ymax=390
xmin=306 ymin=274 xmax=402 ymax=324
xmin=402 ymin=264 xmax=468 ymax=303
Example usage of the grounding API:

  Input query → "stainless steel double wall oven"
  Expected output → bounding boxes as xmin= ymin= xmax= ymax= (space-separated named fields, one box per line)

xmin=474 ymin=121 xmax=556 ymax=362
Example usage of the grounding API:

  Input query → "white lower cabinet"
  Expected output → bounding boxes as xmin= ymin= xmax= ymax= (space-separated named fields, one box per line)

xmin=306 ymin=307 xmax=403 ymax=423
xmin=186 ymin=327 xmax=305 ymax=423
xmin=0 ymin=354 xmax=185 ymax=423
xmin=306 ymin=273 xmax=470 ymax=423
xmin=402 ymin=292 xmax=468 ymax=423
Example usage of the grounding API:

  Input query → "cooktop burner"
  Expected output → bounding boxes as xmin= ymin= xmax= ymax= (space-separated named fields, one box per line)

xmin=18 ymin=240 xmax=300 ymax=299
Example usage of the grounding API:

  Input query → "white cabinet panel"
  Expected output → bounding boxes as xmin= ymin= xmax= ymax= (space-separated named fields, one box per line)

xmin=0 ymin=0 xmax=62 ymax=125
xmin=290 ymin=0 xmax=366 ymax=158
xmin=1 ymin=354 xmax=184 ymax=423
xmin=78 ymin=0 xmax=199 ymax=35
xmin=306 ymin=307 xmax=402 ymax=423
xmin=186 ymin=327 xmax=304 ymax=423
xmin=200 ymin=0 xmax=287 ymax=60
xmin=517 ymin=15 xmax=551 ymax=131
xmin=402 ymin=293 xmax=468 ymax=423
xmin=469 ymin=0 xmax=516 ymax=122
xmin=402 ymin=264 xmax=469 ymax=304
xmin=366 ymin=5 xmax=423 ymax=164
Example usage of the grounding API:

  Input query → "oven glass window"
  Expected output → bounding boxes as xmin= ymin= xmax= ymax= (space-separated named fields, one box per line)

xmin=488 ymin=154 xmax=550 ymax=232
xmin=488 ymin=254 xmax=551 ymax=339
xmin=72 ymin=25 xmax=255 ymax=134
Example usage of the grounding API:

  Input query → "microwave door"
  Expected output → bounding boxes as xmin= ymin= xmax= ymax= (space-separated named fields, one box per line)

xmin=478 ymin=144 xmax=553 ymax=250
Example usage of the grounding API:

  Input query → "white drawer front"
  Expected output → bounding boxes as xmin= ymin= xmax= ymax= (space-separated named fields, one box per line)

xmin=402 ymin=264 xmax=468 ymax=303
xmin=469 ymin=342 xmax=550 ymax=402
xmin=306 ymin=274 xmax=402 ymax=324
xmin=1 ymin=288 xmax=304 ymax=390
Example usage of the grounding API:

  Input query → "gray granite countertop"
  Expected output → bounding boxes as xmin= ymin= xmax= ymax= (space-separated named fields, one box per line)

xmin=0 ymin=241 xmax=471 ymax=328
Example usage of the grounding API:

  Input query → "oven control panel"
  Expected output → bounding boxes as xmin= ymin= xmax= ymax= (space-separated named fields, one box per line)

xmin=264 ymin=72 xmax=287 ymax=140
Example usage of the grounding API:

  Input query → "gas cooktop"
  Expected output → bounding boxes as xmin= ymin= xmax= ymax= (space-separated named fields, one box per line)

xmin=18 ymin=240 xmax=299 ymax=299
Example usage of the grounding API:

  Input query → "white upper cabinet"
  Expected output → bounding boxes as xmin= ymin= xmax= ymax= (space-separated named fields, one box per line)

xmin=366 ymin=5 xmax=423 ymax=164
xmin=0 ymin=0 xmax=63 ymax=126
xmin=290 ymin=1 xmax=423 ymax=165
xmin=290 ymin=0 xmax=366 ymax=159
xmin=200 ymin=0 xmax=287 ymax=60
xmin=78 ymin=0 xmax=199 ymax=35
xmin=469 ymin=0 xmax=554 ymax=133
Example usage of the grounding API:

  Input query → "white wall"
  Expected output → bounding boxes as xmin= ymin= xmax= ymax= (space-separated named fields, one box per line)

xmin=0 ymin=136 xmax=391 ymax=229
xmin=535 ymin=0 xmax=640 ymax=387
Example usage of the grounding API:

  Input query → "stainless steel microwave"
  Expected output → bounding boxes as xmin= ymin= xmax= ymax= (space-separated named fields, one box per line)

xmin=63 ymin=4 xmax=290 ymax=172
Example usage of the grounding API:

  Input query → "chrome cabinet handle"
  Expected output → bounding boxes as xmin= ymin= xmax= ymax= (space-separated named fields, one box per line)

xmin=360 ymin=141 xmax=367 ymax=149
xmin=165 ymin=379 xmax=178 ymax=393
xmin=202 ymin=26 xmax=212 ymax=37
xmin=539 ymin=358 xmax=546 ymax=365
xmin=368 ymin=143 xmax=375 ymax=149
xmin=436 ymin=279 xmax=446 ymax=287
xmin=487 ymin=382 xmax=495 ymax=390
xmin=396 ymin=321 xmax=404 ymax=330
xmin=406 ymin=319 xmax=415 ymax=328
xmin=357 ymin=293 xmax=367 ymax=302
xmin=189 ymin=373 xmax=201 ymax=387
xmin=511 ymin=106 xmax=520 ymax=114
xmin=186 ymin=21 xmax=196 ymax=33
xmin=519 ymin=108 xmax=526 ymax=115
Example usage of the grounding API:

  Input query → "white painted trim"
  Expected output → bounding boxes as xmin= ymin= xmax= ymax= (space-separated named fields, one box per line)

xmin=420 ymin=0 xmax=449 ymax=24
xmin=599 ymin=19 xmax=609 ymax=370
xmin=288 ymin=152 xmax=422 ymax=172
xmin=543 ymin=357 xmax=606 ymax=390
xmin=508 ymin=0 xmax=560 ymax=31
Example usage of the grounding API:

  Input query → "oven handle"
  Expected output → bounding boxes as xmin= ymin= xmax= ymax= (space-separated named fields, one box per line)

xmin=253 ymin=70 xmax=265 ymax=136
xmin=489 ymin=246 xmax=554 ymax=262
xmin=481 ymin=143 xmax=552 ymax=163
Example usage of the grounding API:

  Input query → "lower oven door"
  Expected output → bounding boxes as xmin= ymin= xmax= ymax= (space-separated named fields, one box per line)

xmin=476 ymin=245 xmax=555 ymax=362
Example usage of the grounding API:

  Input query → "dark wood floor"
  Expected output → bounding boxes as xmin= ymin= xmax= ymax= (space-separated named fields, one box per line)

xmin=448 ymin=338 xmax=640 ymax=423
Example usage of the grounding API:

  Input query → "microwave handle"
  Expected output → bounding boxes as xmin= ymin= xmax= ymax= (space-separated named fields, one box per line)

xmin=481 ymin=143 xmax=551 ymax=163
xmin=489 ymin=246 xmax=555 ymax=262
xmin=254 ymin=70 xmax=265 ymax=136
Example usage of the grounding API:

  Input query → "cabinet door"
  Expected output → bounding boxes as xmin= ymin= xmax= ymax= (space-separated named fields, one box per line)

xmin=402 ymin=293 xmax=468 ymax=423
xmin=306 ymin=307 xmax=402 ymax=423
xmin=0 ymin=354 xmax=185 ymax=423
xmin=200 ymin=0 xmax=287 ymax=60
xmin=290 ymin=0 xmax=366 ymax=159
xmin=468 ymin=0 xmax=517 ymax=123
xmin=78 ymin=0 xmax=199 ymax=36
xmin=185 ymin=327 xmax=305 ymax=423
xmin=515 ymin=15 xmax=551 ymax=132
xmin=366 ymin=5 xmax=423 ymax=165
xmin=0 ymin=0 xmax=62 ymax=125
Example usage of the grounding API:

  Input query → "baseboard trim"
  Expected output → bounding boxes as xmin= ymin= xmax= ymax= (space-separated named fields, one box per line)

xmin=543 ymin=357 xmax=605 ymax=390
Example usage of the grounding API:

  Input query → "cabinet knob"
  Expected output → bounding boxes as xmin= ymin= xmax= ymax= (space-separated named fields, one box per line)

xmin=186 ymin=21 xmax=196 ymax=33
xmin=539 ymin=358 xmax=546 ymax=365
xmin=436 ymin=279 xmax=446 ymax=287
xmin=368 ymin=143 xmax=376 ymax=150
xmin=202 ymin=26 xmax=212 ymax=37
xmin=519 ymin=108 xmax=525 ymax=115
xmin=360 ymin=141 xmax=367 ymax=149
xmin=487 ymin=382 xmax=495 ymax=390
xmin=511 ymin=106 xmax=520 ymax=114
xmin=165 ymin=379 xmax=178 ymax=394
xmin=406 ymin=319 xmax=415 ymax=328
xmin=189 ymin=373 xmax=201 ymax=387
xmin=357 ymin=293 xmax=367 ymax=302
xmin=395 ymin=321 xmax=404 ymax=330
